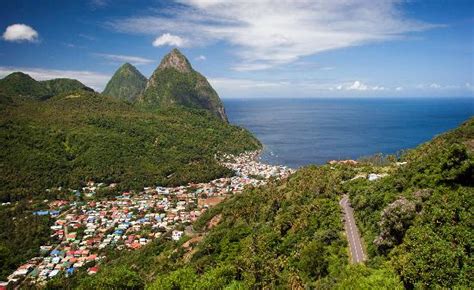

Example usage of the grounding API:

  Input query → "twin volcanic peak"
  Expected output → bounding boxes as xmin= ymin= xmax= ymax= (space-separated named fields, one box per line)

xmin=103 ymin=48 xmax=228 ymax=122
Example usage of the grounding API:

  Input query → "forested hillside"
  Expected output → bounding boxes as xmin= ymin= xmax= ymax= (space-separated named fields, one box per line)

xmin=0 ymin=90 xmax=260 ymax=202
xmin=0 ymin=72 xmax=93 ymax=101
xmin=53 ymin=118 xmax=473 ymax=289
xmin=347 ymin=118 xmax=473 ymax=288
xmin=102 ymin=63 xmax=147 ymax=101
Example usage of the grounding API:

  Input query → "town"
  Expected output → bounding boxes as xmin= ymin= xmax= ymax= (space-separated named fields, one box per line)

xmin=1 ymin=151 xmax=294 ymax=287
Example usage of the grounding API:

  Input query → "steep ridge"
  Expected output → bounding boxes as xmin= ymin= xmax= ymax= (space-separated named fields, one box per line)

xmin=139 ymin=48 xmax=228 ymax=122
xmin=102 ymin=63 xmax=147 ymax=101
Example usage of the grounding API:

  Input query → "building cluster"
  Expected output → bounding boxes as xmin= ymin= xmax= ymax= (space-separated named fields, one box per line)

xmin=2 ymin=151 xmax=294 ymax=287
xmin=219 ymin=151 xmax=295 ymax=179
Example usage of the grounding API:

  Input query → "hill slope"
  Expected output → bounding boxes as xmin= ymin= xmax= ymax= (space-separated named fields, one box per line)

xmin=0 ymin=90 xmax=260 ymax=202
xmin=40 ymin=78 xmax=94 ymax=95
xmin=102 ymin=63 xmax=147 ymax=101
xmin=0 ymin=72 xmax=51 ymax=100
xmin=139 ymin=49 xmax=228 ymax=122
xmin=347 ymin=118 xmax=473 ymax=288
xmin=63 ymin=118 xmax=473 ymax=289
xmin=0 ymin=72 xmax=94 ymax=102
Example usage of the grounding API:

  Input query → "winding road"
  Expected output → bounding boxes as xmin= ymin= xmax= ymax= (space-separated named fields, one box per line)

xmin=340 ymin=195 xmax=366 ymax=264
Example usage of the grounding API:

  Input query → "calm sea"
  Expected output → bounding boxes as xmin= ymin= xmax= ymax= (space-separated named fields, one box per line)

xmin=224 ymin=97 xmax=474 ymax=168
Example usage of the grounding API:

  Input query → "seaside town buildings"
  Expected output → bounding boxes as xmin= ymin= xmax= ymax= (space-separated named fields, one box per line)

xmin=2 ymin=151 xmax=294 ymax=287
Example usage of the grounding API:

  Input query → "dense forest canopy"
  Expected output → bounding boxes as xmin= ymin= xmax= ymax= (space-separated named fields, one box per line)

xmin=0 ymin=90 xmax=260 ymax=203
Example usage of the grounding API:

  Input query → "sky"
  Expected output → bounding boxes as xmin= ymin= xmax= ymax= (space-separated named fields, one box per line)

xmin=0 ymin=0 xmax=473 ymax=98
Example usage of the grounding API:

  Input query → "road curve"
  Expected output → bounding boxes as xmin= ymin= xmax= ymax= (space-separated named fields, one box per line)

xmin=340 ymin=195 xmax=366 ymax=264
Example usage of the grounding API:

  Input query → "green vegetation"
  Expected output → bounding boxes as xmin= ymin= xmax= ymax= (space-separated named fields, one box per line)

xmin=102 ymin=63 xmax=147 ymax=102
xmin=0 ymin=202 xmax=52 ymax=280
xmin=56 ymin=118 xmax=473 ymax=289
xmin=0 ymin=72 xmax=51 ymax=100
xmin=0 ymin=72 xmax=93 ymax=102
xmin=0 ymin=90 xmax=260 ymax=203
xmin=51 ymin=165 xmax=353 ymax=289
xmin=1 ymin=55 xmax=472 ymax=288
xmin=41 ymin=78 xmax=94 ymax=96
xmin=346 ymin=118 xmax=473 ymax=288
xmin=139 ymin=48 xmax=228 ymax=122
xmin=58 ymin=165 xmax=404 ymax=289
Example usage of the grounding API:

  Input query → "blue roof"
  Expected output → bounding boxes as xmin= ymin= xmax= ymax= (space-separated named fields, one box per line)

xmin=50 ymin=249 xmax=61 ymax=256
xmin=34 ymin=210 xmax=49 ymax=216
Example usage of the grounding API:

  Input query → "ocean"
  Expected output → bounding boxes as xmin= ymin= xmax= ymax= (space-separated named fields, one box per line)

xmin=224 ymin=97 xmax=474 ymax=168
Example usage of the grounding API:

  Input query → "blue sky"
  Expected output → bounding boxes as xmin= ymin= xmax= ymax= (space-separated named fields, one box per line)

xmin=0 ymin=0 xmax=473 ymax=98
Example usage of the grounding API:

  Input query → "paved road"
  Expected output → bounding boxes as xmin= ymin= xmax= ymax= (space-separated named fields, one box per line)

xmin=340 ymin=195 xmax=366 ymax=264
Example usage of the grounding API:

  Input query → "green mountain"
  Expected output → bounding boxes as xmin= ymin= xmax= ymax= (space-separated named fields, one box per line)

xmin=64 ymin=118 xmax=473 ymax=289
xmin=0 ymin=90 xmax=260 ymax=203
xmin=40 ymin=78 xmax=94 ymax=96
xmin=102 ymin=63 xmax=147 ymax=101
xmin=139 ymin=48 xmax=228 ymax=122
xmin=0 ymin=72 xmax=94 ymax=102
xmin=0 ymin=72 xmax=51 ymax=100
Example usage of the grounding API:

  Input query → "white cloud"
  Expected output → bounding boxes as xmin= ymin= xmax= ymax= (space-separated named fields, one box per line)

xmin=152 ymin=33 xmax=186 ymax=47
xmin=94 ymin=53 xmax=154 ymax=65
xmin=195 ymin=55 xmax=206 ymax=61
xmin=0 ymin=66 xmax=110 ymax=91
xmin=209 ymin=77 xmax=474 ymax=98
xmin=335 ymin=80 xmax=387 ymax=91
xmin=111 ymin=0 xmax=438 ymax=70
xmin=414 ymin=82 xmax=474 ymax=93
xmin=209 ymin=77 xmax=357 ymax=98
xmin=348 ymin=80 xmax=368 ymax=91
xmin=2 ymin=24 xmax=39 ymax=42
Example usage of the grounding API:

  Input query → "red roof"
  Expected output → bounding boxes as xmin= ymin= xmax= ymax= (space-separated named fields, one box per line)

xmin=88 ymin=266 xmax=99 ymax=273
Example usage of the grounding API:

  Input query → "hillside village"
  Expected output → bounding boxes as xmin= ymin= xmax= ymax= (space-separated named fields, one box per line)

xmin=1 ymin=152 xmax=294 ymax=287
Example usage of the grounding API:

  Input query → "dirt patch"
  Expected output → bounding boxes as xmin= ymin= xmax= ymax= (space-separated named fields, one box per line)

xmin=182 ymin=235 xmax=203 ymax=249
xmin=207 ymin=213 xmax=222 ymax=229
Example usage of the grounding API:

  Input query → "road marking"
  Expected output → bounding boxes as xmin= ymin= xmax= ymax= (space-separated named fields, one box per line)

xmin=340 ymin=195 xmax=366 ymax=263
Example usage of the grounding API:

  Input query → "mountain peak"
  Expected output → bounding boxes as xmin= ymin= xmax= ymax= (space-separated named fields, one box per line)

xmin=140 ymin=49 xmax=228 ymax=122
xmin=158 ymin=48 xmax=192 ymax=73
xmin=4 ymin=71 xmax=35 ymax=81
xmin=102 ymin=63 xmax=147 ymax=101
xmin=120 ymin=62 xmax=134 ymax=70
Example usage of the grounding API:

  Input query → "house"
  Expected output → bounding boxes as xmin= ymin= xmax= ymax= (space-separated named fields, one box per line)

xmin=368 ymin=173 xmax=388 ymax=181
xmin=87 ymin=266 xmax=99 ymax=275
xmin=172 ymin=230 xmax=183 ymax=241
xmin=48 ymin=270 xmax=59 ymax=278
